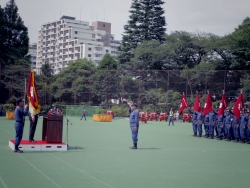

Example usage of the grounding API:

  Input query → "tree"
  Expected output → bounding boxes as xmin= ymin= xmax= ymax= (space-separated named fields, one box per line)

xmin=118 ymin=0 xmax=166 ymax=64
xmin=97 ymin=54 xmax=118 ymax=70
xmin=41 ymin=62 xmax=53 ymax=77
xmin=4 ymin=0 xmax=29 ymax=60
xmin=230 ymin=17 xmax=250 ymax=70
xmin=51 ymin=59 xmax=96 ymax=104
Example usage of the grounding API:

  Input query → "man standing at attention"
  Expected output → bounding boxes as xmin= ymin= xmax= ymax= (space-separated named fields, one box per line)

xmin=81 ymin=107 xmax=86 ymax=121
xmin=14 ymin=98 xmax=28 ymax=153
xmin=129 ymin=103 xmax=139 ymax=149
xmin=169 ymin=108 xmax=174 ymax=126
xmin=29 ymin=108 xmax=39 ymax=142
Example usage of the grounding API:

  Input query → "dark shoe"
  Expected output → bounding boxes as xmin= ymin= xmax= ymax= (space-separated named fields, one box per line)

xmin=130 ymin=143 xmax=137 ymax=149
xmin=210 ymin=136 xmax=214 ymax=139
xmin=240 ymin=140 xmax=245 ymax=143
xmin=235 ymin=139 xmax=239 ymax=143
xmin=192 ymin=134 xmax=197 ymax=137
xmin=226 ymin=138 xmax=231 ymax=142
xmin=217 ymin=137 xmax=222 ymax=140
xmin=203 ymin=135 xmax=207 ymax=138
xmin=14 ymin=149 xmax=23 ymax=153
xmin=247 ymin=142 xmax=250 ymax=144
xmin=198 ymin=135 xmax=202 ymax=137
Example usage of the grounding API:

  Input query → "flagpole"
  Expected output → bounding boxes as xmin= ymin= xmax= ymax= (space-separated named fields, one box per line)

xmin=23 ymin=78 xmax=27 ymax=124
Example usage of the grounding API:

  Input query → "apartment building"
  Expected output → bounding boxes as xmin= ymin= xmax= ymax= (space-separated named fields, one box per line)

xmin=28 ymin=43 xmax=37 ymax=69
xmin=36 ymin=15 xmax=120 ymax=75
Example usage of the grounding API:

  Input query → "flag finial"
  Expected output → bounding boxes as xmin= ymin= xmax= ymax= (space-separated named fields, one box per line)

xmin=207 ymin=90 xmax=210 ymax=94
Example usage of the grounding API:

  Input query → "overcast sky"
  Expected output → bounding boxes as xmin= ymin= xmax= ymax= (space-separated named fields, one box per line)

xmin=1 ymin=0 xmax=250 ymax=43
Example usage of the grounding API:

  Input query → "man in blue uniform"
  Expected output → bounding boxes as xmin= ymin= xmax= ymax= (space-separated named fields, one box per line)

xmin=239 ymin=109 xmax=247 ymax=143
xmin=129 ymin=103 xmax=139 ymax=149
xmin=195 ymin=111 xmax=203 ymax=137
xmin=29 ymin=111 xmax=39 ymax=142
xmin=81 ymin=107 xmax=86 ymax=121
xmin=14 ymin=98 xmax=28 ymax=153
xmin=246 ymin=110 xmax=250 ymax=144
xmin=208 ymin=109 xmax=217 ymax=139
xmin=224 ymin=108 xmax=233 ymax=141
xmin=168 ymin=108 xmax=174 ymax=126
xmin=203 ymin=113 xmax=209 ymax=138
xmin=230 ymin=109 xmax=240 ymax=142
xmin=217 ymin=113 xmax=225 ymax=140
xmin=188 ymin=107 xmax=197 ymax=137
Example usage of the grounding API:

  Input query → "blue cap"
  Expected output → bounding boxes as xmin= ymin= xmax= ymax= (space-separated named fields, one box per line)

xmin=131 ymin=103 xmax=137 ymax=107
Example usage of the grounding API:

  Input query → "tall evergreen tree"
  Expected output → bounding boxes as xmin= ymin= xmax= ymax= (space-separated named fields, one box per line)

xmin=4 ymin=0 xmax=29 ymax=60
xmin=118 ymin=0 xmax=166 ymax=64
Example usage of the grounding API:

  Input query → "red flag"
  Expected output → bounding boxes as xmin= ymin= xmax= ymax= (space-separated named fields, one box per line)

xmin=27 ymin=71 xmax=40 ymax=115
xmin=217 ymin=93 xmax=228 ymax=117
xmin=233 ymin=93 xmax=244 ymax=120
xmin=203 ymin=93 xmax=213 ymax=116
xmin=179 ymin=94 xmax=188 ymax=114
xmin=193 ymin=94 xmax=202 ymax=112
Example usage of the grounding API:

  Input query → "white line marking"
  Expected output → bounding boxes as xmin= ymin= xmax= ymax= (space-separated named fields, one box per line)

xmin=0 ymin=176 xmax=7 ymax=188
xmin=49 ymin=153 xmax=114 ymax=188
xmin=18 ymin=154 xmax=62 ymax=188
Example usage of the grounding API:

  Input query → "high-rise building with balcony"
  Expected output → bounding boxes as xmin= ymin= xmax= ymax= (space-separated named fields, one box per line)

xmin=36 ymin=15 xmax=120 ymax=75
xmin=28 ymin=43 xmax=37 ymax=69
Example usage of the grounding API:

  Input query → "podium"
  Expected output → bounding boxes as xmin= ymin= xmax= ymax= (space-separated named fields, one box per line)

xmin=42 ymin=115 xmax=63 ymax=143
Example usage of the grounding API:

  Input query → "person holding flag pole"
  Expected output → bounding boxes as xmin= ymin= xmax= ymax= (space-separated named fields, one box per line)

xmin=27 ymin=70 xmax=41 ymax=142
xmin=188 ymin=91 xmax=201 ymax=137
xmin=216 ymin=90 xmax=228 ymax=140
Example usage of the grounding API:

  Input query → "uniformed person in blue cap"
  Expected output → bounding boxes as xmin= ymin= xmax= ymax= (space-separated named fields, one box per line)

xmin=239 ymin=109 xmax=247 ymax=143
xmin=129 ymin=103 xmax=139 ymax=149
xmin=14 ymin=98 xmax=28 ymax=153
xmin=224 ymin=108 xmax=233 ymax=141
xmin=188 ymin=107 xmax=197 ymax=137
xmin=194 ymin=111 xmax=203 ymax=137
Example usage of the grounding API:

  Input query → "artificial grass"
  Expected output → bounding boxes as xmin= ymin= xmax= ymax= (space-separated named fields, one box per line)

xmin=0 ymin=116 xmax=249 ymax=188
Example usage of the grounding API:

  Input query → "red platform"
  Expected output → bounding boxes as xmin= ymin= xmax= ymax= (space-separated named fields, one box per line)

xmin=9 ymin=140 xmax=67 ymax=151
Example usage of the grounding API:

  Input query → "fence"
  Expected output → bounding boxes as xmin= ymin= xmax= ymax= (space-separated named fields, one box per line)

xmin=2 ymin=70 xmax=250 ymax=115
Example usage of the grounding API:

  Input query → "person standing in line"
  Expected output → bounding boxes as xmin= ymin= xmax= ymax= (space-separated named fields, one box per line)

xmin=195 ymin=111 xmax=203 ymax=137
xmin=81 ymin=107 xmax=86 ymax=121
xmin=14 ymin=98 xmax=28 ymax=153
xmin=203 ymin=113 xmax=210 ymax=138
xmin=168 ymin=108 xmax=174 ymax=126
xmin=129 ymin=103 xmax=139 ymax=149
xmin=246 ymin=110 xmax=250 ymax=144
xmin=239 ymin=109 xmax=247 ymax=143
xmin=28 ymin=108 xmax=39 ymax=142
xmin=224 ymin=108 xmax=233 ymax=141
xmin=189 ymin=107 xmax=197 ymax=137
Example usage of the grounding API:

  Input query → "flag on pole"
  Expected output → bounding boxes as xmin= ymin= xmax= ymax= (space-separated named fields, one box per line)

xmin=203 ymin=93 xmax=213 ymax=116
xmin=27 ymin=71 xmax=40 ymax=115
xmin=179 ymin=93 xmax=188 ymax=114
xmin=233 ymin=92 xmax=244 ymax=120
xmin=193 ymin=93 xmax=202 ymax=112
xmin=217 ymin=92 xmax=228 ymax=117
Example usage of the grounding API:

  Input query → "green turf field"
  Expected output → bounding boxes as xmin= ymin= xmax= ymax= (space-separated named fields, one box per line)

xmin=0 ymin=116 xmax=249 ymax=188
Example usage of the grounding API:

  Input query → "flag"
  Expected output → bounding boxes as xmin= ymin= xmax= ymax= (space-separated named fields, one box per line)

xmin=179 ymin=93 xmax=188 ymax=114
xmin=193 ymin=93 xmax=202 ymax=112
xmin=203 ymin=93 xmax=213 ymax=116
xmin=27 ymin=71 xmax=40 ymax=115
xmin=233 ymin=93 xmax=244 ymax=120
xmin=217 ymin=93 xmax=228 ymax=117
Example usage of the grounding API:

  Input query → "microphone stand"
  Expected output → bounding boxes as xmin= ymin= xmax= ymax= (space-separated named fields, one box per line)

xmin=58 ymin=109 xmax=75 ymax=149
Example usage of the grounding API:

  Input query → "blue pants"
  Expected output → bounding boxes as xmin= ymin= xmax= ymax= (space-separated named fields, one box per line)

xmin=217 ymin=122 xmax=224 ymax=137
xmin=197 ymin=120 xmax=202 ymax=136
xmin=130 ymin=125 xmax=139 ymax=143
xmin=240 ymin=123 xmax=246 ymax=140
xmin=192 ymin=121 xmax=197 ymax=134
xmin=233 ymin=124 xmax=239 ymax=139
xmin=204 ymin=122 xmax=209 ymax=135
xmin=169 ymin=116 xmax=174 ymax=126
xmin=247 ymin=126 xmax=250 ymax=141
xmin=29 ymin=115 xmax=38 ymax=141
xmin=209 ymin=121 xmax=215 ymax=136
xmin=81 ymin=114 xmax=86 ymax=120
xmin=225 ymin=123 xmax=232 ymax=139
xmin=14 ymin=122 xmax=24 ymax=146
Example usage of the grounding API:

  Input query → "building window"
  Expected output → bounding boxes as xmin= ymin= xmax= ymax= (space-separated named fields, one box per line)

xmin=106 ymin=50 xmax=109 ymax=53
xmin=88 ymin=54 xmax=91 ymax=57
xmin=74 ymin=37 xmax=77 ymax=39
xmin=88 ymin=48 xmax=91 ymax=51
xmin=103 ymin=24 xmax=105 ymax=27
xmin=75 ymin=31 xmax=78 ymax=34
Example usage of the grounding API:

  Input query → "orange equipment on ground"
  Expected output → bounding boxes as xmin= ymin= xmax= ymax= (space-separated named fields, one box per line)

xmin=159 ymin=113 xmax=168 ymax=121
xmin=149 ymin=112 xmax=158 ymax=121
xmin=139 ymin=112 xmax=147 ymax=123
xmin=182 ymin=113 xmax=192 ymax=122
